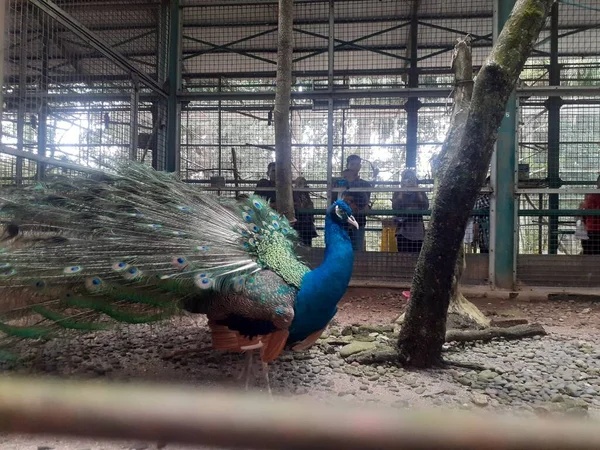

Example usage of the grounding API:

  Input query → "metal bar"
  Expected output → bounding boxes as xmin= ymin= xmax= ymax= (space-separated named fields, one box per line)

xmin=340 ymin=109 xmax=346 ymax=169
xmin=27 ymin=0 xmax=167 ymax=97
xmin=16 ymin=44 xmax=600 ymax=62
xmin=14 ymin=67 xmax=600 ymax=85
xmin=516 ymin=86 xmax=600 ymax=97
xmin=491 ymin=0 xmax=517 ymax=290
xmin=2 ymin=376 xmax=600 ymax=450
xmin=15 ymin=6 xmax=26 ymax=185
xmin=418 ymin=21 xmax=492 ymax=43
xmin=218 ymin=77 xmax=222 ymax=176
xmin=516 ymin=188 xmax=599 ymax=194
xmin=293 ymin=24 xmax=412 ymax=63
xmin=37 ymin=32 xmax=49 ymax=181
xmin=2 ymin=92 xmax=161 ymax=102
xmin=1 ymin=144 xmax=105 ymax=174
xmin=547 ymin=1 xmax=561 ymax=255
xmin=181 ymin=28 xmax=278 ymax=63
xmin=165 ymin=0 xmax=181 ymax=172
xmin=405 ymin=6 xmax=419 ymax=169
xmin=179 ymin=87 xmax=452 ymax=101
xmin=326 ymin=0 xmax=334 ymax=205
xmin=130 ymin=80 xmax=140 ymax=161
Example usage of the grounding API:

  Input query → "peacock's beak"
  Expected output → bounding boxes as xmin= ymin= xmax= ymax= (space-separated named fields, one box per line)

xmin=347 ymin=215 xmax=359 ymax=229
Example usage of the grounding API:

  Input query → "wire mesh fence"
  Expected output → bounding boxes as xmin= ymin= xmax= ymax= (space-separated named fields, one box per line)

xmin=1 ymin=0 xmax=170 ymax=183
xmin=1 ymin=0 xmax=600 ymax=287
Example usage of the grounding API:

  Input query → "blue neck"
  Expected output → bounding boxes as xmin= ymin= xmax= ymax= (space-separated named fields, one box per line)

xmin=287 ymin=216 xmax=354 ymax=343
xmin=317 ymin=216 xmax=355 ymax=294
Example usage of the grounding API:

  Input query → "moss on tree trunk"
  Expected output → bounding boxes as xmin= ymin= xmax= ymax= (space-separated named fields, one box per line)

xmin=274 ymin=0 xmax=295 ymax=222
xmin=396 ymin=37 xmax=490 ymax=331
xmin=397 ymin=0 xmax=554 ymax=368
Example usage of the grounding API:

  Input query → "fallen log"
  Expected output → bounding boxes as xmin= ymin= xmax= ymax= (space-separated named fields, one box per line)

xmin=345 ymin=323 xmax=547 ymax=364
xmin=445 ymin=323 xmax=546 ymax=343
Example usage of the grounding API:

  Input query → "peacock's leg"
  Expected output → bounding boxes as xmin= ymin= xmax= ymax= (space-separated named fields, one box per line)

xmin=261 ymin=362 xmax=273 ymax=398
xmin=243 ymin=350 xmax=254 ymax=390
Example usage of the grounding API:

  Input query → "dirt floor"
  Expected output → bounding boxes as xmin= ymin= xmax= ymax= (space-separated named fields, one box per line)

xmin=1 ymin=287 xmax=600 ymax=450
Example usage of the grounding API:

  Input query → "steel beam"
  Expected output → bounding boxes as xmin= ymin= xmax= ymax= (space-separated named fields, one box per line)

xmin=405 ymin=3 xmax=419 ymax=169
xmin=179 ymin=87 xmax=453 ymax=101
xmin=1 ymin=144 xmax=105 ymax=174
xmin=165 ymin=0 xmax=182 ymax=172
xmin=326 ymin=0 xmax=334 ymax=204
xmin=547 ymin=1 xmax=561 ymax=255
xmin=27 ymin=0 xmax=167 ymax=97
xmin=130 ymin=80 xmax=140 ymax=161
xmin=491 ymin=0 xmax=517 ymax=289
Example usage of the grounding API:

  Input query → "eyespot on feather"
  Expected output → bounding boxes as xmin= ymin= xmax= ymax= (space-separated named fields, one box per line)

xmin=172 ymin=256 xmax=189 ymax=269
xmin=112 ymin=261 xmax=130 ymax=272
xmin=63 ymin=265 xmax=83 ymax=275
xmin=122 ymin=267 xmax=142 ymax=280
xmin=85 ymin=277 xmax=104 ymax=293
xmin=194 ymin=273 xmax=213 ymax=289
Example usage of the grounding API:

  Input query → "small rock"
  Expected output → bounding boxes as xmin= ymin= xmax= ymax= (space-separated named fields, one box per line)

xmin=477 ymin=370 xmax=498 ymax=382
xmin=471 ymin=394 xmax=489 ymax=407
xmin=414 ymin=387 xmax=426 ymax=395
xmin=457 ymin=377 xmax=472 ymax=386
xmin=341 ymin=326 xmax=354 ymax=336
xmin=565 ymin=384 xmax=581 ymax=397
xmin=339 ymin=341 xmax=377 ymax=358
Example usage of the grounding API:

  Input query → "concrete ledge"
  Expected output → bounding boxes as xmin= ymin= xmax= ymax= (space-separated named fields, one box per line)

xmin=348 ymin=279 xmax=600 ymax=302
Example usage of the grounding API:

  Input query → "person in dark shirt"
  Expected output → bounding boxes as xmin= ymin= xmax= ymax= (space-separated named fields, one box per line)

xmin=392 ymin=169 xmax=429 ymax=253
xmin=254 ymin=162 xmax=277 ymax=208
xmin=473 ymin=176 xmax=491 ymax=253
xmin=334 ymin=155 xmax=372 ymax=251
xmin=292 ymin=176 xmax=318 ymax=247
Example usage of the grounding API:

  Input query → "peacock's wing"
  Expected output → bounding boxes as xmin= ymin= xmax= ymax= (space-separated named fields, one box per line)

xmin=0 ymin=162 xmax=309 ymax=358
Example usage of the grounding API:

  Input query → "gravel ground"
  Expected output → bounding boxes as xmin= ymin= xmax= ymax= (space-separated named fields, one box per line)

xmin=1 ymin=288 xmax=599 ymax=449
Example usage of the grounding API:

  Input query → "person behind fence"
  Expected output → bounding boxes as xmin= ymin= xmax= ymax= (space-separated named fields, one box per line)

xmin=579 ymin=174 xmax=600 ymax=255
xmin=292 ymin=176 xmax=318 ymax=247
xmin=392 ymin=169 xmax=429 ymax=253
xmin=473 ymin=176 xmax=491 ymax=254
xmin=254 ymin=161 xmax=277 ymax=208
xmin=333 ymin=155 xmax=372 ymax=251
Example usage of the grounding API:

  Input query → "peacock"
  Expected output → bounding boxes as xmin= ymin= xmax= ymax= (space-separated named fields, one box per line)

xmin=0 ymin=162 xmax=358 ymax=393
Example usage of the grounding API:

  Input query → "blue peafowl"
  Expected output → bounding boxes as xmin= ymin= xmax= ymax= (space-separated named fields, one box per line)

xmin=0 ymin=162 xmax=357 ymax=393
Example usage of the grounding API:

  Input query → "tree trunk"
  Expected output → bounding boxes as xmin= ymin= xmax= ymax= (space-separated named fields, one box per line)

xmin=396 ymin=37 xmax=490 ymax=330
xmin=397 ymin=0 xmax=554 ymax=368
xmin=274 ymin=0 xmax=296 ymax=223
xmin=443 ymin=38 xmax=490 ymax=330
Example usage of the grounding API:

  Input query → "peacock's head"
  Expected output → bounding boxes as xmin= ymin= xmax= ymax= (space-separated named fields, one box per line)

xmin=327 ymin=199 xmax=359 ymax=229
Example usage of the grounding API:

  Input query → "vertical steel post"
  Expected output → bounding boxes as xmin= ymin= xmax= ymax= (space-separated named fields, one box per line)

xmin=547 ymin=1 xmax=561 ymax=254
xmin=491 ymin=0 xmax=517 ymax=289
xmin=405 ymin=10 xmax=419 ymax=169
xmin=130 ymin=78 xmax=139 ymax=161
xmin=218 ymin=77 xmax=222 ymax=176
xmin=37 ymin=33 xmax=49 ymax=180
xmin=326 ymin=0 xmax=334 ymax=204
xmin=16 ymin=6 xmax=26 ymax=184
xmin=165 ymin=0 xmax=181 ymax=173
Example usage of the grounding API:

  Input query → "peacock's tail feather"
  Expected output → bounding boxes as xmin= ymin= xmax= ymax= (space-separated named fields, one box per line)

xmin=0 ymin=162 xmax=309 ymax=360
